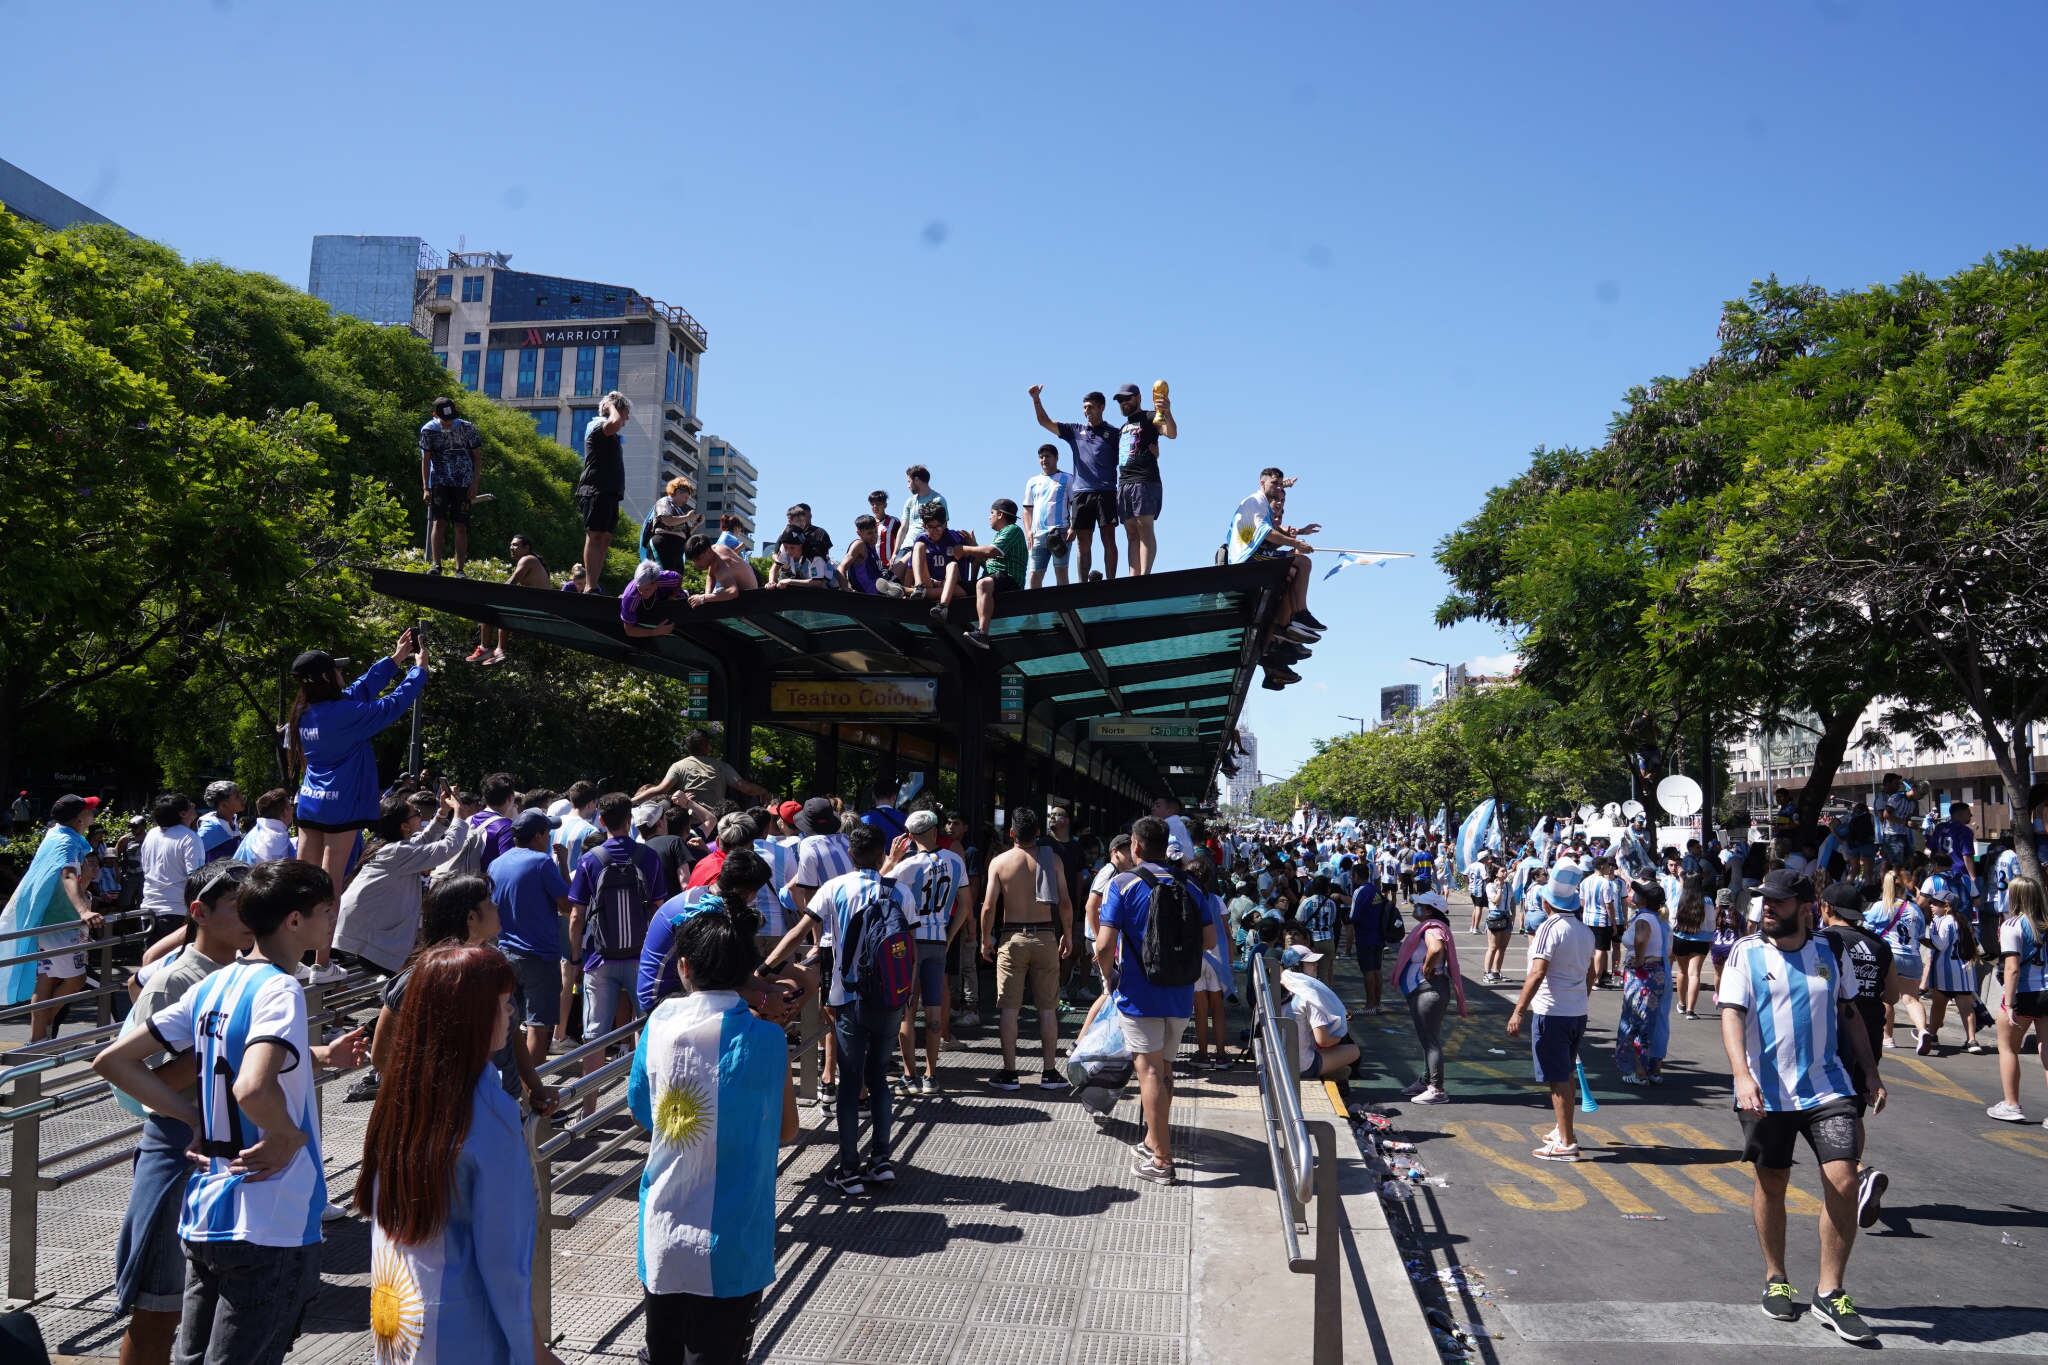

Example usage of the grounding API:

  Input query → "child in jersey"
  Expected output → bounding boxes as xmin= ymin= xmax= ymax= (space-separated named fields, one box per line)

xmin=1987 ymin=875 xmax=2048 ymax=1122
xmin=94 ymin=860 xmax=366 ymax=1365
xmin=1918 ymin=882 xmax=1986 ymax=1055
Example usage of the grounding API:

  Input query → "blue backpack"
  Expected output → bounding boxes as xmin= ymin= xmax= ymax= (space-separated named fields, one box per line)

xmin=845 ymin=878 xmax=917 ymax=1011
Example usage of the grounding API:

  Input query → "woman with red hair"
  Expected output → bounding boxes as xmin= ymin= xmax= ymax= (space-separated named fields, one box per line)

xmin=356 ymin=943 xmax=556 ymax=1365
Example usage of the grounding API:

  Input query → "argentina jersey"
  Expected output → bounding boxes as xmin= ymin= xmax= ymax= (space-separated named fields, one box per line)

xmin=1718 ymin=936 xmax=1855 ymax=1112
xmin=753 ymin=836 xmax=800 ymax=918
xmin=1998 ymin=913 xmax=2047 ymax=994
xmin=147 ymin=960 xmax=325 ymax=1246
xmin=895 ymin=847 xmax=967 ymax=943
xmin=1299 ymin=894 xmax=1337 ymax=940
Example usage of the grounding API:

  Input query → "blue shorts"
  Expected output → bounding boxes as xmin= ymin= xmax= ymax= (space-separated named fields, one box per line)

xmin=583 ymin=958 xmax=637 ymax=1038
xmin=1028 ymin=530 xmax=1070 ymax=576
xmin=915 ymin=940 xmax=948 ymax=1008
xmin=1531 ymin=1012 xmax=1586 ymax=1084
xmin=504 ymin=949 xmax=560 ymax=1030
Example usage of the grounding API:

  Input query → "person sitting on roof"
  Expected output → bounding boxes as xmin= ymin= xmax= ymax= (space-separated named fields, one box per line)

xmin=930 ymin=499 xmax=1025 ymax=652
xmin=768 ymin=527 xmax=839 ymax=590
xmin=620 ymin=561 xmax=683 ymax=638
xmin=470 ymin=533 xmax=554 ymax=666
xmin=1228 ymin=468 xmax=1326 ymax=691
xmin=684 ymin=533 xmax=759 ymax=607
xmin=841 ymin=514 xmax=908 ymax=598
xmin=714 ymin=514 xmax=750 ymax=556
xmin=908 ymin=501 xmax=973 ymax=605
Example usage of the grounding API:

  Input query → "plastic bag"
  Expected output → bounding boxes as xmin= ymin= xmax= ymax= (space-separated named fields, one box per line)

xmin=1066 ymin=1006 xmax=1133 ymax=1094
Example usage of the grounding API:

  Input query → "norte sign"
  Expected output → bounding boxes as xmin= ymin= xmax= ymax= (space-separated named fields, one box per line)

xmin=1090 ymin=718 xmax=1200 ymax=742
xmin=771 ymin=677 xmax=937 ymax=718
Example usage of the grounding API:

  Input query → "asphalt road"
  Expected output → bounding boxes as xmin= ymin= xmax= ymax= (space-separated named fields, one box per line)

xmin=1340 ymin=915 xmax=2048 ymax=1363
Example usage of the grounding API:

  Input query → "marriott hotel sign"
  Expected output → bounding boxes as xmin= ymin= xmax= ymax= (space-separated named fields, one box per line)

xmin=487 ymin=320 xmax=656 ymax=348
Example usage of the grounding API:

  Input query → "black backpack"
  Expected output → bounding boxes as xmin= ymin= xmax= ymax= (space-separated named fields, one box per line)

xmin=585 ymin=845 xmax=653 ymax=961
xmin=1127 ymin=868 xmax=1206 ymax=988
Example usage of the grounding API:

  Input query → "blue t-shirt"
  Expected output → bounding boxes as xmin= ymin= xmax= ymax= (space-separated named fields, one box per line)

xmin=489 ymin=846 xmax=569 ymax=959
xmin=1100 ymin=863 xmax=1221 ymax=1020
xmin=1054 ymin=419 xmax=1119 ymax=493
xmin=1349 ymin=883 xmax=1383 ymax=945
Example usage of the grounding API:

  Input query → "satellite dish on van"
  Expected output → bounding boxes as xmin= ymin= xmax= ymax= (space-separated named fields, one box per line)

xmin=1602 ymin=802 xmax=1623 ymax=820
xmin=1577 ymin=803 xmax=1598 ymax=822
xmin=1656 ymin=775 xmax=1704 ymax=819
xmin=1621 ymin=799 xmax=1646 ymax=821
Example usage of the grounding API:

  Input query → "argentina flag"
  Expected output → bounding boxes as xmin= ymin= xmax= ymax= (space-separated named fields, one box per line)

xmin=1455 ymin=799 xmax=1498 ymax=877
xmin=629 ymin=991 xmax=787 ymax=1298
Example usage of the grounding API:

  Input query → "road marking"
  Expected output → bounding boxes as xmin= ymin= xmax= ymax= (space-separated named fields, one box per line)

xmin=1606 ymin=1124 xmax=1727 ymax=1213
xmin=1444 ymin=1120 xmax=1586 ymax=1211
xmin=1981 ymin=1127 xmax=2048 ymax=1162
xmin=1524 ymin=1123 xmax=1657 ymax=1213
xmin=1889 ymin=1055 xmax=1984 ymax=1104
xmin=1644 ymin=1119 xmax=1823 ymax=1215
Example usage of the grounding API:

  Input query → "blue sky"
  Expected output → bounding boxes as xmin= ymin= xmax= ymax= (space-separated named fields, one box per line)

xmin=11 ymin=1 xmax=2048 ymax=784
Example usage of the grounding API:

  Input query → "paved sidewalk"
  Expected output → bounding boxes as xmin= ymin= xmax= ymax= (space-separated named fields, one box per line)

xmin=10 ymin=996 xmax=1426 ymax=1364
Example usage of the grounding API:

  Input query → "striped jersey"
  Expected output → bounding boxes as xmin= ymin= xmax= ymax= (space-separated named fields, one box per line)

xmin=629 ymin=991 xmax=786 ymax=1297
xmin=753 ymin=836 xmax=801 ymax=912
xmin=807 ymin=869 xmax=920 ymax=1006
xmin=1992 ymin=848 xmax=2022 ymax=916
xmin=894 ymin=847 xmax=967 ymax=944
xmin=1298 ymin=894 xmax=1338 ymax=940
xmin=1924 ymin=913 xmax=1976 ymax=994
xmin=1999 ymin=914 xmax=2048 ymax=993
xmin=1716 ymin=935 xmax=1856 ymax=1112
xmin=1581 ymin=872 xmax=1620 ymax=928
xmin=791 ymin=833 xmax=852 ymax=890
xmin=147 ymin=960 xmax=326 ymax=1246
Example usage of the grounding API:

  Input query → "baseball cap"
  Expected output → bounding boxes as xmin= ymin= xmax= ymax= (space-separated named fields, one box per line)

xmin=632 ymin=801 xmax=666 ymax=830
xmin=1114 ymin=383 xmax=1142 ymax=399
xmin=776 ymin=800 xmax=803 ymax=825
xmin=905 ymin=810 xmax=939 ymax=836
xmin=991 ymin=497 xmax=1019 ymax=518
xmin=1411 ymin=889 xmax=1448 ymax=914
xmin=1280 ymin=945 xmax=1323 ymax=968
xmin=795 ymin=797 xmax=841 ymax=836
xmin=81 ymin=795 xmax=102 ymax=810
xmin=1757 ymin=868 xmax=1813 ymax=902
xmin=1822 ymin=882 xmax=1867 ymax=915
xmin=291 ymin=649 xmax=337 ymax=680
xmin=1926 ymin=880 xmax=1959 ymax=905
xmin=510 ymin=809 xmax=560 ymax=840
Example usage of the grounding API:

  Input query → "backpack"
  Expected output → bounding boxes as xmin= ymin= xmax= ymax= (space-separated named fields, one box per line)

xmin=1381 ymin=899 xmax=1404 ymax=943
xmin=1128 ymin=868 xmax=1207 ymax=988
xmin=844 ymin=876 xmax=917 ymax=1011
xmin=586 ymin=844 xmax=653 ymax=961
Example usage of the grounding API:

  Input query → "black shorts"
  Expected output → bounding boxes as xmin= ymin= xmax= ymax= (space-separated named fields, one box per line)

xmin=1117 ymin=480 xmax=1163 ymax=521
xmin=1672 ymin=938 xmax=1711 ymax=959
xmin=2009 ymin=990 xmax=2048 ymax=1019
xmin=575 ymin=488 xmax=622 ymax=532
xmin=1355 ymin=945 xmax=1384 ymax=972
xmin=1592 ymin=925 xmax=1617 ymax=952
xmin=987 ymin=573 xmax=1021 ymax=596
xmin=1738 ymin=1097 xmax=1864 ymax=1171
xmin=427 ymin=484 xmax=472 ymax=525
xmin=1071 ymin=489 xmax=1119 ymax=534
xmin=295 ymin=815 xmax=369 ymax=834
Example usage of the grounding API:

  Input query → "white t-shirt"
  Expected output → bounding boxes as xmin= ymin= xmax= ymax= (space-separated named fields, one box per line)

xmin=139 ymin=824 xmax=206 ymax=921
xmin=1530 ymin=913 xmax=1596 ymax=1016
xmin=1023 ymin=471 xmax=1073 ymax=532
xmin=1626 ymin=911 xmax=1672 ymax=965
xmin=1999 ymin=914 xmax=2047 ymax=994
xmin=1279 ymin=968 xmax=1348 ymax=1072
xmin=148 ymin=960 xmax=325 ymax=1246
xmin=806 ymin=868 xmax=920 ymax=1007
xmin=1163 ymin=814 xmax=1195 ymax=860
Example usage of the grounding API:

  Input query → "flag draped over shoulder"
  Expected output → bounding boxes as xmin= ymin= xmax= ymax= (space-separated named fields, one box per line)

xmin=0 ymin=823 xmax=92 ymax=1005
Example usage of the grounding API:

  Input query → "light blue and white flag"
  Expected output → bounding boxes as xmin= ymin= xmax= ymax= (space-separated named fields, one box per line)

xmin=0 ymin=823 xmax=92 ymax=1005
xmin=1321 ymin=550 xmax=1409 ymax=581
xmin=1455 ymin=799 xmax=1498 ymax=876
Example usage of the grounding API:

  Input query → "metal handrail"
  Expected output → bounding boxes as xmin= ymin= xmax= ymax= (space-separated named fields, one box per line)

xmin=1250 ymin=954 xmax=1314 ymax=1207
xmin=0 ymin=908 xmax=154 ymax=949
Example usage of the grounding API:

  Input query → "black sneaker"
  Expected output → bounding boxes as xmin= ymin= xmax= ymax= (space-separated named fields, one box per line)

xmin=1265 ymin=664 xmax=1302 ymax=685
xmin=962 ymin=628 xmax=991 ymax=650
xmin=344 ymin=1071 xmax=381 ymax=1103
xmin=1810 ymin=1289 xmax=1874 ymax=1343
xmin=1261 ymin=674 xmax=1288 ymax=691
xmin=928 ymin=604 xmax=951 ymax=623
xmin=1038 ymin=1069 xmax=1064 ymax=1090
xmin=823 ymin=1166 xmax=868 ymax=1197
xmin=1760 ymin=1278 xmax=1799 ymax=1322
xmin=1856 ymin=1167 xmax=1888 ymax=1229
xmin=1294 ymin=609 xmax=1328 ymax=632
xmin=988 ymin=1069 xmax=1021 ymax=1091
xmin=864 ymin=1159 xmax=897 ymax=1185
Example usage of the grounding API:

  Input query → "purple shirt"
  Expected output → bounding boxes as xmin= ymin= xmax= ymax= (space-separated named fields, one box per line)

xmin=568 ymin=835 xmax=669 ymax=971
xmin=468 ymin=811 xmax=515 ymax=868
xmin=620 ymin=571 xmax=682 ymax=626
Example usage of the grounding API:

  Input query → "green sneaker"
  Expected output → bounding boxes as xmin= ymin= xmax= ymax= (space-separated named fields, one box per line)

xmin=1760 ymin=1279 xmax=1799 ymax=1322
xmin=1811 ymin=1290 xmax=1874 ymax=1343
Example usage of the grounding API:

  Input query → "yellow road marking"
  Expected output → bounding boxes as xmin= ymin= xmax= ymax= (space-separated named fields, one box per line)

xmin=1445 ymin=1119 xmax=1586 ymax=1211
xmin=1645 ymin=1119 xmax=1823 ymax=1215
xmin=1981 ymin=1127 xmax=2048 ymax=1161
xmin=1524 ymin=1123 xmax=1655 ymax=1213
xmin=1888 ymin=1056 xmax=1983 ymax=1105
xmin=1605 ymin=1124 xmax=1726 ymax=1213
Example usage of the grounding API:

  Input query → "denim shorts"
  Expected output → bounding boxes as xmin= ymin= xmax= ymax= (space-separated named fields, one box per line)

xmin=504 ymin=949 xmax=560 ymax=1030
xmin=1028 ymin=530 xmax=1071 ymax=576
xmin=180 ymin=1239 xmax=320 ymax=1365
xmin=583 ymin=958 xmax=637 ymax=1038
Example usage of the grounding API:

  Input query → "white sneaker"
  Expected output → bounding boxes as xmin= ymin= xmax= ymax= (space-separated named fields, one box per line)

xmin=1412 ymin=1086 xmax=1449 ymax=1105
xmin=311 ymin=963 xmax=349 ymax=985
xmin=321 ymin=1201 xmax=350 ymax=1222
xmin=1987 ymin=1100 xmax=2028 ymax=1123
xmin=1882 ymin=1036 xmax=1896 ymax=1050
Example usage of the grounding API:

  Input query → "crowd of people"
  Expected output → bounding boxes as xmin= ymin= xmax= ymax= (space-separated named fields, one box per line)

xmin=415 ymin=389 xmax=1327 ymax=689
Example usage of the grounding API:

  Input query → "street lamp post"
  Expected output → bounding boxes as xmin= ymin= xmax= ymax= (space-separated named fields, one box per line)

xmin=1338 ymin=714 xmax=1369 ymax=736
xmin=1410 ymin=657 xmax=1454 ymax=835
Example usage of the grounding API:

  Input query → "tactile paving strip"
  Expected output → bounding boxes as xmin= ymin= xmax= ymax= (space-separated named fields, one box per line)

xmin=1068 ymin=1332 xmax=1188 ymax=1365
xmin=1079 ymin=1289 xmax=1186 ymax=1336
xmin=1087 ymin=1253 xmax=1188 ymax=1294
xmin=968 ymin=1282 xmax=1083 ymax=1328
xmin=982 ymin=1246 xmax=1089 ymax=1286
xmin=832 ymin=1316 xmax=957 ymax=1364
xmin=860 ymin=1274 xmax=978 ymax=1320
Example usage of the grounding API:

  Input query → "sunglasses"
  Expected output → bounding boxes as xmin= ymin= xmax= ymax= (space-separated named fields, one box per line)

xmin=198 ymin=862 xmax=251 ymax=905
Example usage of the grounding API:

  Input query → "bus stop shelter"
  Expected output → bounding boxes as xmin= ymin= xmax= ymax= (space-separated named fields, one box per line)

xmin=369 ymin=558 xmax=1291 ymax=830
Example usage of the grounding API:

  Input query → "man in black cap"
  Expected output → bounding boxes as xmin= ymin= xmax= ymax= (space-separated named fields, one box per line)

xmin=418 ymin=396 xmax=483 ymax=575
xmin=1111 ymin=382 xmax=1176 ymax=577
xmin=929 ymin=499 xmax=1027 ymax=651
xmin=1719 ymin=867 xmax=1885 ymax=1344
xmin=1818 ymin=880 xmax=1897 ymax=1236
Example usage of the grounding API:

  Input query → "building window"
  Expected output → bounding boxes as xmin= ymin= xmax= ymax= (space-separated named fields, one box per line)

xmin=531 ymin=409 xmax=559 ymax=442
xmin=681 ymin=362 xmax=695 ymax=415
xmin=435 ymin=274 xmax=453 ymax=298
xmin=569 ymin=406 xmax=599 ymax=448
xmin=432 ymin=350 xmax=448 ymax=368
xmin=574 ymin=346 xmax=596 ymax=396
xmin=601 ymin=345 xmax=621 ymax=393
xmin=664 ymin=350 xmax=678 ymax=404
xmin=541 ymin=347 xmax=562 ymax=397
xmin=459 ymin=350 xmax=480 ymax=391
xmin=483 ymin=349 xmax=505 ymax=397
xmin=705 ymin=498 xmax=722 ymax=511
xmin=463 ymin=330 xmax=481 ymax=346
xmin=516 ymin=348 xmax=537 ymax=398
xmin=460 ymin=275 xmax=485 ymax=303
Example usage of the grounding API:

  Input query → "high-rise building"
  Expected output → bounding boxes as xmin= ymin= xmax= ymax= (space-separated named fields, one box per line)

xmin=308 ymin=235 xmax=430 ymax=327
xmin=1224 ymin=728 xmax=1260 ymax=809
xmin=1380 ymin=683 xmax=1420 ymax=724
xmin=306 ymin=239 xmax=710 ymax=523
xmin=1 ymin=156 xmax=118 ymax=231
xmin=700 ymin=436 xmax=758 ymax=541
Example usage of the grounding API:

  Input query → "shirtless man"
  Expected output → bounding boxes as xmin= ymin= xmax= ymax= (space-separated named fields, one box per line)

xmin=979 ymin=808 xmax=1073 ymax=1091
xmin=469 ymin=534 xmax=552 ymax=665
xmin=684 ymin=533 xmax=760 ymax=605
